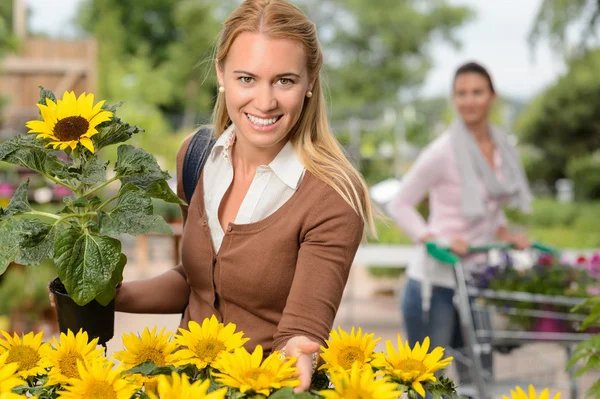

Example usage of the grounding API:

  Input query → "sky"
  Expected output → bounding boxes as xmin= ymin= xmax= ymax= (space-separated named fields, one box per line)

xmin=26 ymin=0 xmax=566 ymax=100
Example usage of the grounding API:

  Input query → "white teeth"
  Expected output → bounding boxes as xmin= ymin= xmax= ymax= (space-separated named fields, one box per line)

xmin=246 ymin=113 xmax=279 ymax=126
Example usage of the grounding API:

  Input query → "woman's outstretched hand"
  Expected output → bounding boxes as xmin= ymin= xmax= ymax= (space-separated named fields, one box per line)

xmin=284 ymin=336 xmax=320 ymax=393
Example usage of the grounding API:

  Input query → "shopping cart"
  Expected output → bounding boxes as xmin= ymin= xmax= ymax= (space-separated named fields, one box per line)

xmin=426 ymin=241 xmax=595 ymax=399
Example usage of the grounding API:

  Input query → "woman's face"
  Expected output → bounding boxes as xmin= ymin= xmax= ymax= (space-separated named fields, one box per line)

xmin=452 ymin=72 xmax=495 ymax=126
xmin=216 ymin=32 xmax=313 ymax=152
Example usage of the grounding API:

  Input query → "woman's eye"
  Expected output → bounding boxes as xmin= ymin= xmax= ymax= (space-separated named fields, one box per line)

xmin=239 ymin=77 xmax=254 ymax=84
xmin=279 ymin=78 xmax=293 ymax=86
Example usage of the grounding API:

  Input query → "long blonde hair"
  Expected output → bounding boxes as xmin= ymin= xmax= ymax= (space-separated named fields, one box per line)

xmin=212 ymin=0 xmax=377 ymax=237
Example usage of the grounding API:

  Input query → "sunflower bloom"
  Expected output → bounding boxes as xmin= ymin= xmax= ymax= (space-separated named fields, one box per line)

xmin=503 ymin=385 xmax=561 ymax=399
xmin=0 ymin=331 xmax=49 ymax=378
xmin=211 ymin=345 xmax=299 ymax=396
xmin=319 ymin=326 xmax=380 ymax=371
xmin=57 ymin=357 xmax=139 ymax=399
xmin=174 ymin=315 xmax=249 ymax=369
xmin=147 ymin=372 xmax=226 ymax=399
xmin=320 ymin=362 xmax=400 ymax=399
xmin=0 ymin=351 xmax=23 ymax=398
xmin=372 ymin=336 xmax=453 ymax=397
xmin=115 ymin=326 xmax=184 ymax=394
xmin=42 ymin=329 xmax=104 ymax=386
xmin=26 ymin=91 xmax=113 ymax=153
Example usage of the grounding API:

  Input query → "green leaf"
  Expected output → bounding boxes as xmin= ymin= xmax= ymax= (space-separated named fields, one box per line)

xmin=95 ymin=253 xmax=127 ymax=306
xmin=0 ymin=135 xmax=69 ymax=179
xmin=102 ymin=101 xmax=124 ymax=114
xmin=0 ymin=219 xmax=22 ymax=274
xmin=54 ymin=226 xmax=122 ymax=305
xmin=114 ymin=145 xmax=165 ymax=178
xmin=0 ymin=180 xmax=31 ymax=221
xmin=37 ymin=86 xmax=57 ymax=106
xmin=93 ymin=121 xmax=144 ymax=151
xmin=98 ymin=185 xmax=172 ymax=237
xmin=268 ymin=388 xmax=295 ymax=399
xmin=15 ymin=223 xmax=56 ymax=266
xmin=67 ymin=156 xmax=108 ymax=185
xmin=124 ymin=175 xmax=184 ymax=205
xmin=123 ymin=361 xmax=176 ymax=376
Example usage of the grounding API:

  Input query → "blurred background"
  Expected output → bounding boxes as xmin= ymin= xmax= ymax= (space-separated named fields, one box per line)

xmin=0 ymin=0 xmax=599 ymax=395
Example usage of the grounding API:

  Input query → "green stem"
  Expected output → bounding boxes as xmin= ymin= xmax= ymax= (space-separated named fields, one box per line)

xmin=45 ymin=175 xmax=77 ymax=192
xmin=27 ymin=210 xmax=61 ymax=220
xmin=97 ymin=195 xmax=119 ymax=212
xmin=84 ymin=175 xmax=120 ymax=198
xmin=56 ymin=212 xmax=97 ymax=225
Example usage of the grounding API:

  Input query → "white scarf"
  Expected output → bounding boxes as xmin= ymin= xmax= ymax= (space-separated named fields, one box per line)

xmin=449 ymin=119 xmax=533 ymax=219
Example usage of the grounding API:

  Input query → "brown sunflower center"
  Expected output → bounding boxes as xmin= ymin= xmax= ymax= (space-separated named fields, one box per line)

xmin=337 ymin=347 xmax=365 ymax=370
xmin=396 ymin=358 xmax=427 ymax=374
xmin=243 ymin=367 xmax=274 ymax=381
xmin=86 ymin=381 xmax=117 ymax=399
xmin=6 ymin=344 xmax=40 ymax=372
xmin=193 ymin=339 xmax=226 ymax=363
xmin=53 ymin=116 xmax=89 ymax=141
xmin=58 ymin=351 xmax=84 ymax=379
xmin=135 ymin=348 xmax=166 ymax=366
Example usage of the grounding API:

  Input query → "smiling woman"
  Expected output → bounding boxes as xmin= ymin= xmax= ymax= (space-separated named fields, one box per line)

xmin=112 ymin=0 xmax=378 ymax=394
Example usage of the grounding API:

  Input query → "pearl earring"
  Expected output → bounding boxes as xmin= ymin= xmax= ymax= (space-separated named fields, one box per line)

xmin=306 ymin=91 xmax=313 ymax=98
xmin=219 ymin=86 xmax=225 ymax=93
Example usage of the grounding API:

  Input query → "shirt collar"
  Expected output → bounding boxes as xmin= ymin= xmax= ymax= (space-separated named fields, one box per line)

xmin=268 ymin=141 xmax=305 ymax=190
xmin=211 ymin=124 xmax=305 ymax=189
xmin=210 ymin=124 xmax=236 ymax=162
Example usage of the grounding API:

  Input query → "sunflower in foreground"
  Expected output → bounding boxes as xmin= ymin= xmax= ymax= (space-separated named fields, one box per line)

xmin=372 ymin=336 xmax=453 ymax=397
xmin=503 ymin=385 xmax=561 ymax=399
xmin=115 ymin=326 xmax=184 ymax=394
xmin=320 ymin=362 xmax=400 ymax=399
xmin=319 ymin=326 xmax=380 ymax=371
xmin=26 ymin=91 xmax=113 ymax=153
xmin=0 ymin=331 xmax=49 ymax=378
xmin=211 ymin=345 xmax=299 ymax=396
xmin=58 ymin=357 xmax=139 ymax=399
xmin=43 ymin=329 xmax=104 ymax=386
xmin=174 ymin=315 xmax=249 ymax=369
xmin=148 ymin=372 xmax=227 ymax=399
xmin=0 ymin=351 xmax=23 ymax=398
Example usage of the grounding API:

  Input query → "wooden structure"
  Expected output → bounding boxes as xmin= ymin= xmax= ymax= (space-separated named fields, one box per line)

xmin=0 ymin=37 xmax=97 ymax=137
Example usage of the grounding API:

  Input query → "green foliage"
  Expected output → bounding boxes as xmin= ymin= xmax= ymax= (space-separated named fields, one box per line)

xmin=0 ymin=259 xmax=56 ymax=317
xmin=566 ymin=154 xmax=600 ymax=200
xmin=529 ymin=0 xmax=599 ymax=55
xmin=516 ymin=50 xmax=600 ymax=197
xmin=0 ymin=88 xmax=182 ymax=305
xmin=568 ymin=296 xmax=600 ymax=399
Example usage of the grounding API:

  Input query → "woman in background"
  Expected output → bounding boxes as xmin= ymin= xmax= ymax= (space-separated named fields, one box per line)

xmin=387 ymin=61 xmax=532 ymax=384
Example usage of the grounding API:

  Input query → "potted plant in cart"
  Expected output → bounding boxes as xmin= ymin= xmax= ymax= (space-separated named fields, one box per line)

xmin=0 ymin=87 xmax=184 ymax=346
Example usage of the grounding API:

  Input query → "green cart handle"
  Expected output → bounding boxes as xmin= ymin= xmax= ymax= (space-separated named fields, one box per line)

xmin=425 ymin=241 xmax=559 ymax=266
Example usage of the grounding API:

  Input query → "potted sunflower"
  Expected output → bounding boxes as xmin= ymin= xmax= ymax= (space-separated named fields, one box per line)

xmin=0 ymin=87 xmax=184 ymax=345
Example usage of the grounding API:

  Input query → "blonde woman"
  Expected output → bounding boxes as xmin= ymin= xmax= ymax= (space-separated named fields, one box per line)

xmin=113 ymin=0 xmax=376 ymax=391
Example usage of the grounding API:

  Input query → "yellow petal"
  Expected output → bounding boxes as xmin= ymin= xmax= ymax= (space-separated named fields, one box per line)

xmin=79 ymin=137 xmax=95 ymax=154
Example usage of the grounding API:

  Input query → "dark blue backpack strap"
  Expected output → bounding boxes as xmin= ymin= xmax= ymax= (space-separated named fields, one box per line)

xmin=182 ymin=127 xmax=215 ymax=203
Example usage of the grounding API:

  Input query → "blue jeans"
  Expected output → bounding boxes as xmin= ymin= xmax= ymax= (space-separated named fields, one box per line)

xmin=402 ymin=278 xmax=458 ymax=349
xmin=402 ymin=278 xmax=492 ymax=386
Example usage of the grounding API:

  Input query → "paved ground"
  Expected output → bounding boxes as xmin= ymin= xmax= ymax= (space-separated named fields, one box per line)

xmin=86 ymin=236 xmax=599 ymax=399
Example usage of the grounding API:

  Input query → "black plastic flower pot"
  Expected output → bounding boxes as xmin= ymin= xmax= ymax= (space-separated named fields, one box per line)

xmin=48 ymin=276 xmax=115 ymax=346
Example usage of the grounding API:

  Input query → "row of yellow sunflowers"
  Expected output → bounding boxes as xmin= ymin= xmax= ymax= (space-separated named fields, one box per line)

xmin=0 ymin=316 xmax=557 ymax=399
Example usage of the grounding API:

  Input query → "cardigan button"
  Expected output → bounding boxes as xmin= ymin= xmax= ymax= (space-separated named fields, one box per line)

xmin=227 ymin=225 xmax=232 ymax=232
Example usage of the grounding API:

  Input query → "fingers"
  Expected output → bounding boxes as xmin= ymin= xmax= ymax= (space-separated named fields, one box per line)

xmin=293 ymin=353 xmax=313 ymax=393
xmin=47 ymin=285 xmax=56 ymax=308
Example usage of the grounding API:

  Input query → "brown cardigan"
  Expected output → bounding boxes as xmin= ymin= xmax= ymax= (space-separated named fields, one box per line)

xmin=173 ymin=136 xmax=364 ymax=353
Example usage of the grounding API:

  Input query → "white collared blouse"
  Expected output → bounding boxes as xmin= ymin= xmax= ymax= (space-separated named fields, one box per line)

xmin=202 ymin=124 xmax=306 ymax=252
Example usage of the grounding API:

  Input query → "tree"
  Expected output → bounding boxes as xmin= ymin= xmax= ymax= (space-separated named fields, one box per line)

xmin=529 ymin=0 xmax=600 ymax=55
xmin=296 ymin=0 xmax=473 ymax=119
xmin=77 ymin=0 xmax=222 ymax=122
xmin=516 ymin=50 xmax=600 ymax=198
